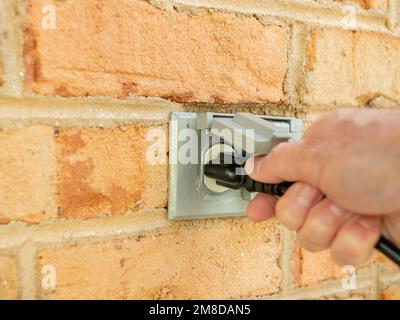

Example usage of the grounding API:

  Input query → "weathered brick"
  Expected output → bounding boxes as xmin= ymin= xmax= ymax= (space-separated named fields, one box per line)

xmin=0 ymin=254 xmax=19 ymax=299
xmin=380 ymin=283 xmax=400 ymax=300
xmin=24 ymin=0 xmax=287 ymax=104
xmin=0 ymin=126 xmax=57 ymax=223
xmin=37 ymin=219 xmax=282 ymax=299
xmin=57 ymin=125 xmax=167 ymax=219
xmin=293 ymin=242 xmax=398 ymax=287
xmin=302 ymin=27 xmax=400 ymax=108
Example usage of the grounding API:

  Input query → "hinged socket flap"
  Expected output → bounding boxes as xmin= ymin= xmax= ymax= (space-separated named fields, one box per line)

xmin=210 ymin=113 xmax=290 ymax=155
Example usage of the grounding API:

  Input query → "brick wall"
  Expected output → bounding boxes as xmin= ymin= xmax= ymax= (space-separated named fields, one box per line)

xmin=0 ymin=0 xmax=399 ymax=299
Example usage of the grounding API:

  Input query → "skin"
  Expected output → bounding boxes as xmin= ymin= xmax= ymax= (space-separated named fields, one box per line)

xmin=245 ymin=108 xmax=400 ymax=266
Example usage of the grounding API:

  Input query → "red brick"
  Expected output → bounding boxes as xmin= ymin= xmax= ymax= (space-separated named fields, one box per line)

xmin=293 ymin=242 xmax=398 ymax=287
xmin=37 ymin=219 xmax=282 ymax=299
xmin=56 ymin=125 xmax=167 ymax=219
xmin=0 ymin=254 xmax=19 ymax=299
xmin=0 ymin=126 xmax=57 ymax=223
xmin=303 ymin=27 xmax=400 ymax=108
xmin=24 ymin=0 xmax=287 ymax=104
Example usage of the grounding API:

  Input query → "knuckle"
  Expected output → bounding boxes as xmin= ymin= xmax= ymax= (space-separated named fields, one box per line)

xmin=267 ymin=142 xmax=286 ymax=164
xmin=275 ymin=199 xmax=296 ymax=230
xmin=298 ymin=231 xmax=328 ymax=252
xmin=276 ymin=213 xmax=294 ymax=230
xmin=331 ymin=240 xmax=369 ymax=267
xmin=276 ymin=208 xmax=300 ymax=231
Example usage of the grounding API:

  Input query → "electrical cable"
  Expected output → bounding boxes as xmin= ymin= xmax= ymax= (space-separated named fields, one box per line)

xmin=204 ymin=157 xmax=400 ymax=266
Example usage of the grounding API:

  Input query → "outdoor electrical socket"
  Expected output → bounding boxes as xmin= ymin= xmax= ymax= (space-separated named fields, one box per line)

xmin=168 ymin=112 xmax=303 ymax=220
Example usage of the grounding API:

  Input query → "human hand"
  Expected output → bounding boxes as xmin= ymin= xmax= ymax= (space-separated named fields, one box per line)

xmin=245 ymin=109 xmax=400 ymax=266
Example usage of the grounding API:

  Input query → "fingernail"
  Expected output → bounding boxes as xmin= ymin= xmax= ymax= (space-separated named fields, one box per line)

xmin=244 ymin=157 xmax=256 ymax=175
xmin=358 ymin=216 xmax=379 ymax=230
xmin=296 ymin=184 xmax=321 ymax=207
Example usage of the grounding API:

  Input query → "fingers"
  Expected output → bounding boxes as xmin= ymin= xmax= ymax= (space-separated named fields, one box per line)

xmin=246 ymin=181 xmax=382 ymax=267
xmin=244 ymin=141 xmax=323 ymax=186
xmin=246 ymin=193 xmax=277 ymax=222
xmin=275 ymin=182 xmax=324 ymax=231
xmin=330 ymin=215 xmax=382 ymax=266
xmin=297 ymin=199 xmax=352 ymax=252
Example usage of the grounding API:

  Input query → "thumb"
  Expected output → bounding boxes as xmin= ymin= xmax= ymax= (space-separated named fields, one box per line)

xmin=244 ymin=141 xmax=322 ymax=187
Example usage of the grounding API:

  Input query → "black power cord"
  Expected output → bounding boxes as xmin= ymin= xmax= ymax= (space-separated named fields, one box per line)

xmin=204 ymin=154 xmax=400 ymax=266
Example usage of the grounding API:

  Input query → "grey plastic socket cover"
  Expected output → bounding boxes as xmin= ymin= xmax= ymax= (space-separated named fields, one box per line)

xmin=211 ymin=113 xmax=293 ymax=155
xmin=168 ymin=112 xmax=303 ymax=221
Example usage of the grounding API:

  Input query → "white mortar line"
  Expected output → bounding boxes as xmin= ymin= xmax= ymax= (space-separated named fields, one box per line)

xmin=18 ymin=241 xmax=38 ymax=300
xmin=172 ymin=0 xmax=393 ymax=35
xmin=375 ymin=266 xmax=400 ymax=298
xmin=0 ymin=96 xmax=180 ymax=127
xmin=259 ymin=268 xmax=375 ymax=299
xmin=0 ymin=209 xmax=171 ymax=248
xmin=379 ymin=266 xmax=400 ymax=284
xmin=284 ymin=23 xmax=307 ymax=107
xmin=280 ymin=228 xmax=295 ymax=293
xmin=0 ymin=0 xmax=24 ymax=97
xmin=370 ymin=264 xmax=380 ymax=299
xmin=387 ymin=0 xmax=399 ymax=31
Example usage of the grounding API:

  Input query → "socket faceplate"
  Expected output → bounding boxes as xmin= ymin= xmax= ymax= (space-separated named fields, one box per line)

xmin=168 ymin=112 xmax=303 ymax=220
